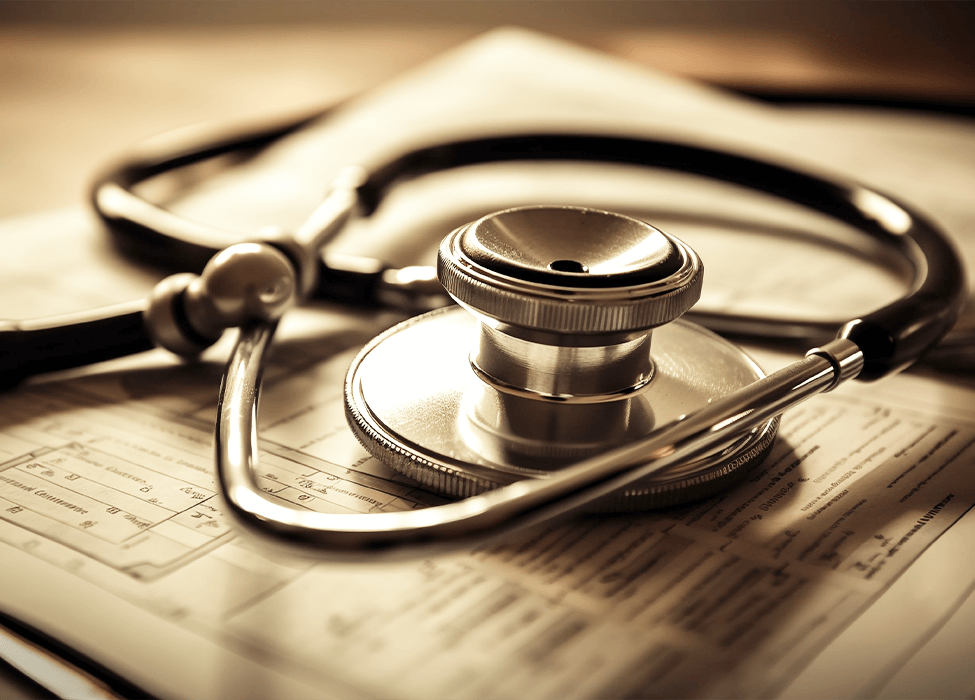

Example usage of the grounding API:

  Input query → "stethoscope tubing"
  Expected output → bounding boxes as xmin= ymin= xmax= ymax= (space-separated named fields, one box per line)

xmin=2 ymin=110 xmax=967 ymax=386
xmin=1 ymin=107 xmax=968 ymax=553
xmin=88 ymin=112 xmax=966 ymax=379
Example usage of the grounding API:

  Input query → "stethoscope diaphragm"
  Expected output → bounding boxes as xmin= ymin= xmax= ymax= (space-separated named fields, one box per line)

xmin=345 ymin=206 xmax=779 ymax=509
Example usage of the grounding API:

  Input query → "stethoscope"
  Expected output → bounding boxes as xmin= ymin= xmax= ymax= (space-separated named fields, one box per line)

xmin=2 ymin=111 xmax=967 ymax=555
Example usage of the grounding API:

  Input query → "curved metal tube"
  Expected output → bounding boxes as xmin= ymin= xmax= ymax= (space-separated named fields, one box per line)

xmin=215 ymin=322 xmax=860 ymax=556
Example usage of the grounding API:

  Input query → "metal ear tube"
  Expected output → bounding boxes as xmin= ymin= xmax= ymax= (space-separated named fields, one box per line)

xmin=215 ymin=317 xmax=858 ymax=554
xmin=213 ymin=205 xmax=859 ymax=554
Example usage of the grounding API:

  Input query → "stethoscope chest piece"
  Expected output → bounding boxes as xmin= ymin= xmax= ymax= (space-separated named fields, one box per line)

xmin=345 ymin=206 xmax=779 ymax=510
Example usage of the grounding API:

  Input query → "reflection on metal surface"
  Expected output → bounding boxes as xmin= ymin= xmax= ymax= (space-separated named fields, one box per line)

xmin=347 ymin=207 xmax=777 ymax=509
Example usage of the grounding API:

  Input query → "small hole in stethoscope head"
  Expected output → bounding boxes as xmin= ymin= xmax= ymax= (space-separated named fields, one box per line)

xmin=548 ymin=259 xmax=589 ymax=274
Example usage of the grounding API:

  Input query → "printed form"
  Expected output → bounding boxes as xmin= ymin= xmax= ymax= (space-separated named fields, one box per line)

xmin=1 ymin=30 xmax=974 ymax=699
xmin=1 ymin=306 xmax=973 ymax=699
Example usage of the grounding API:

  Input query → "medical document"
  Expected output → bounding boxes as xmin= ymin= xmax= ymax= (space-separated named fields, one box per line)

xmin=1 ymin=30 xmax=975 ymax=699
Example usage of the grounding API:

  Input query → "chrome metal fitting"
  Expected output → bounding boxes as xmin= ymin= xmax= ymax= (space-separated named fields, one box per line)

xmin=145 ymin=243 xmax=297 ymax=357
xmin=438 ymin=206 xmax=703 ymax=334
xmin=346 ymin=205 xmax=778 ymax=509
xmin=261 ymin=168 xmax=366 ymax=299
xmin=145 ymin=273 xmax=219 ymax=357
xmin=805 ymin=337 xmax=865 ymax=391
xmin=437 ymin=206 xmax=703 ymax=401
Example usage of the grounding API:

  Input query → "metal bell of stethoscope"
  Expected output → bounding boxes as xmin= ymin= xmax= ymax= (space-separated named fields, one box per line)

xmin=344 ymin=205 xmax=778 ymax=509
xmin=5 ymin=127 xmax=967 ymax=555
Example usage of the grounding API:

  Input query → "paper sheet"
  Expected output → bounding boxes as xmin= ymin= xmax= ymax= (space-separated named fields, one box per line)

xmin=1 ymin=29 xmax=975 ymax=699
xmin=2 ymin=298 xmax=973 ymax=699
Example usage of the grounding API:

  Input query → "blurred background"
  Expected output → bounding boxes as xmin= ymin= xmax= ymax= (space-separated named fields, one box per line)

xmin=1 ymin=0 xmax=974 ymax=220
